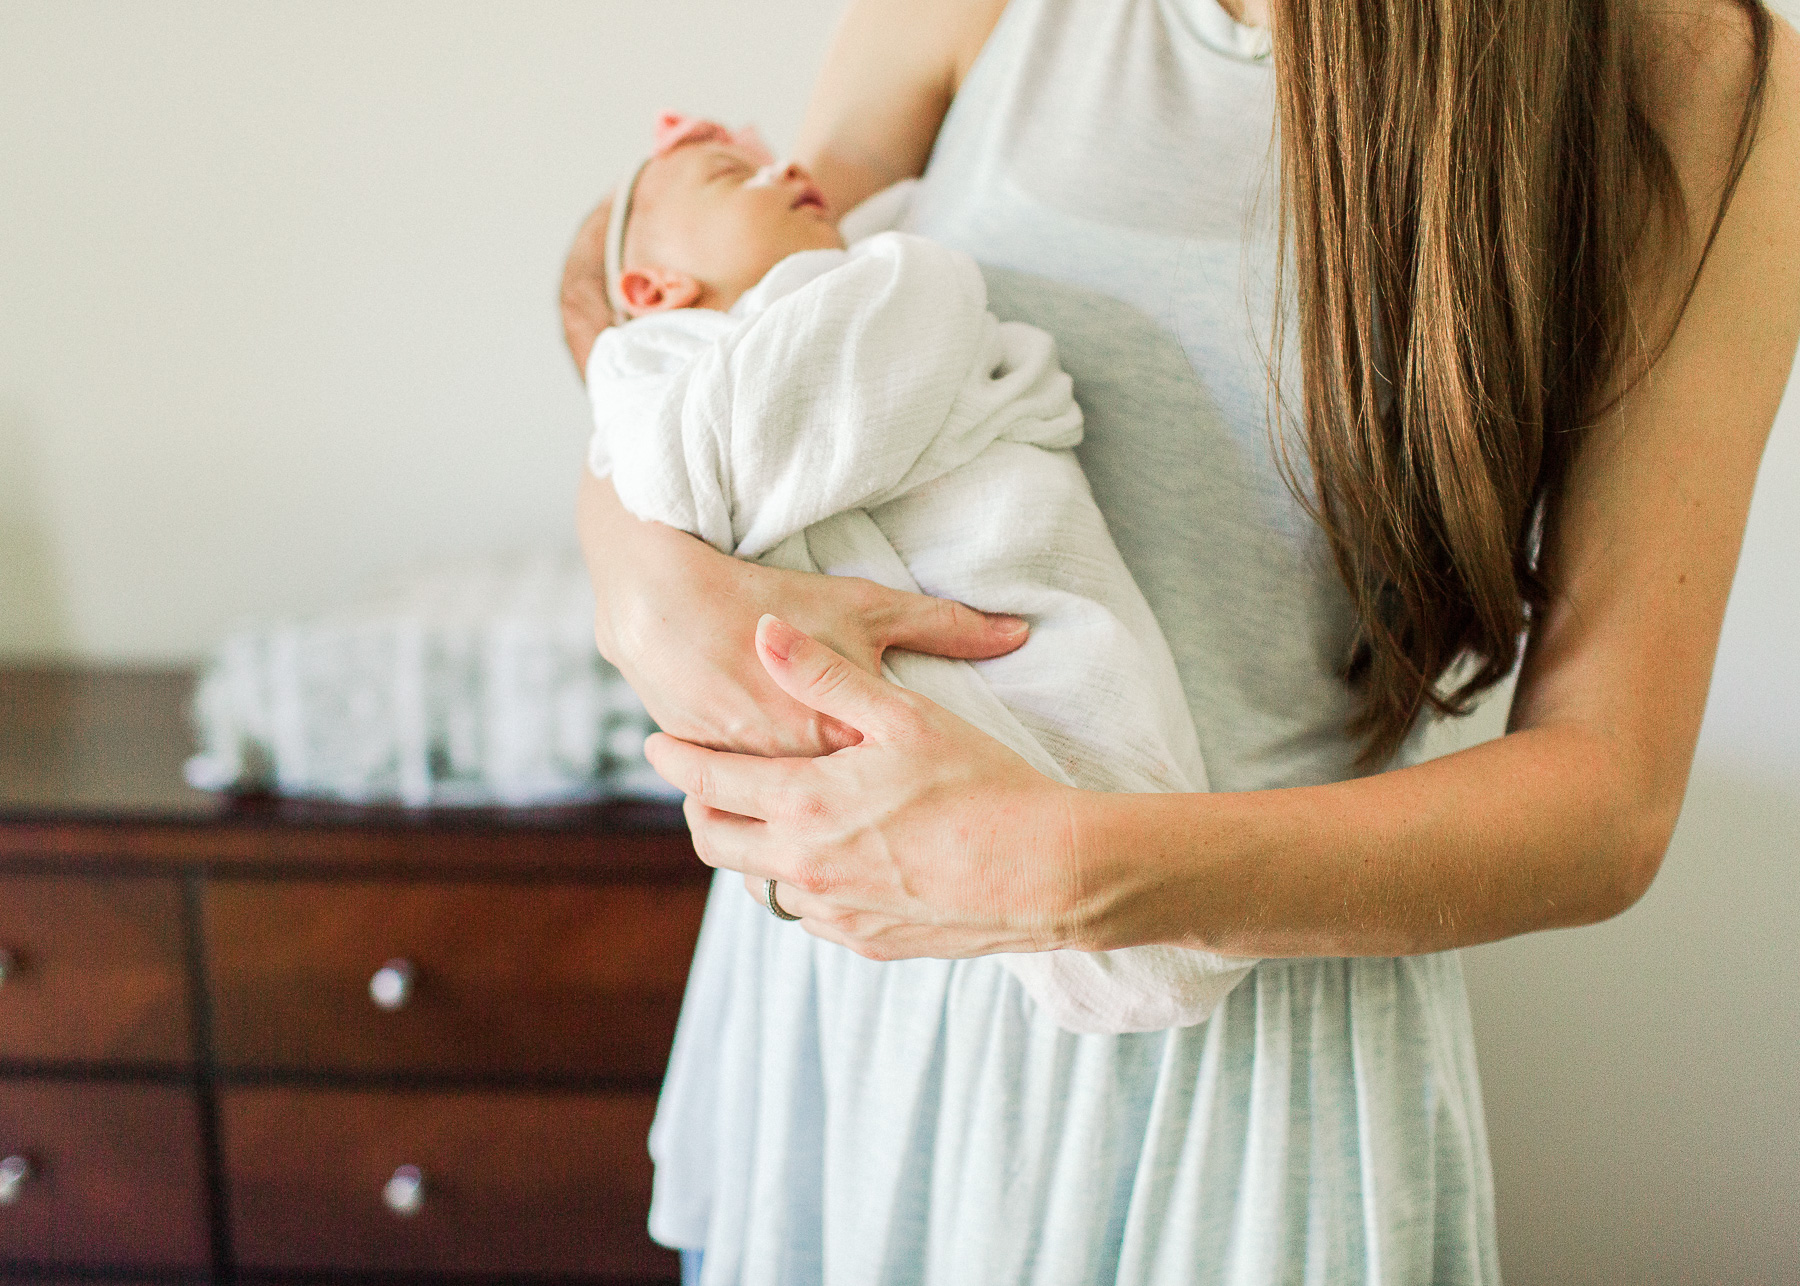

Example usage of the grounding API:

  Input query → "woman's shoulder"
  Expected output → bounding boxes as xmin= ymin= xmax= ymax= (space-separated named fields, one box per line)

xmin=1637 ymin=1 xmax=1798 ymax=211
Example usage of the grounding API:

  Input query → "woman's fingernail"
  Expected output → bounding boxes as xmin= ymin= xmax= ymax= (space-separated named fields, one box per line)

xmin=758 ymin=613 xmax=796 ymax=661
xmin=994 ymin=615 xmax=1029 ymax=637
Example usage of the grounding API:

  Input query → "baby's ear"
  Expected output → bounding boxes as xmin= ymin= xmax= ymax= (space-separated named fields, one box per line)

xmin=620 ymin=266 xmax=703 ymax=315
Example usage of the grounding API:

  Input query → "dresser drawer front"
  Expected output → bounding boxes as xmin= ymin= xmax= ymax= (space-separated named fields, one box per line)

xmin=0 ymin=1080 xmax=209 ymax=1268
xmin=222 ymin=1086 xmax=676 ymax=1277
xmin=0 ymin=876 xmax=191 ymax=1065
xmin=206 ymin=879 xmax=705 ymax=1079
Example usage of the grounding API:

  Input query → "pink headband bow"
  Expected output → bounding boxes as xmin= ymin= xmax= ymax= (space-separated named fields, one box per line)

xmin=652 ymin=113 xmax=774 ymax=166
xmin=604 ymin=114 xmax=776 ymax=318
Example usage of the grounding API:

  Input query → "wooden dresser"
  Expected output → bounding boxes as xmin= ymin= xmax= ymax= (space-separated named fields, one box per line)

xmin=0 ymin=668 xmax=707 ymax=1284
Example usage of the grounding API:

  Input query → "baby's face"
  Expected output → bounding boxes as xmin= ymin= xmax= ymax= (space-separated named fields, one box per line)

xmin=624 ymin=140 xmax=844 ymax=313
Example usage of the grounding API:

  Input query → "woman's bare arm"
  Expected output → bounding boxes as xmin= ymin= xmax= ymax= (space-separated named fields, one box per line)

xmin=795 ymin=0 xmax=1008 ymax=211
xmin=644 ymin=13 xmax=1800 ymax=961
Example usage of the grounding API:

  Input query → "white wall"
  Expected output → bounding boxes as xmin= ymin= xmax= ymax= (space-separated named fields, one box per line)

xmin=0 ymin=1 xmax=838 ymax=660
xmin=4 ymin=3 xmax=1796 ymax=1280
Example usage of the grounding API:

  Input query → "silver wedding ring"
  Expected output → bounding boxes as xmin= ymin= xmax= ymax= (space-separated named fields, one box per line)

xmin=765 ymin=878 xmax=801 ymax=922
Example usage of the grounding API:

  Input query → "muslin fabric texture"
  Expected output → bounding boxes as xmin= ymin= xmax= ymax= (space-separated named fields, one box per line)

xmin=588 ymin=230 xmax=1257 ymax=1033
xmin=634 ymin=0 xmax=1502 ymax=1280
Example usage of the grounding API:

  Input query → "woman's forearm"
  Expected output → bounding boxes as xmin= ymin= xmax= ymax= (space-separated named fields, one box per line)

xmin=575 ymin=470 xmax=675 ymax=668
xmin=1079 ymin=722 xmax=1674 ymax=958
xmin=575 ymin=472 xmax=631 ymax=663
xmin=794 ymin=0 xmax=1007 ymax=212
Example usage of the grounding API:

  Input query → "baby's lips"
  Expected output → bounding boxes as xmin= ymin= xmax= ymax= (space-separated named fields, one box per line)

xmin=792 ymin=184 xmax=829 ymax=213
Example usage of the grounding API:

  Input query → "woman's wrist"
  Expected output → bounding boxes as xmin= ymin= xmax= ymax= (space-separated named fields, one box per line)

xmin=1064 ymin=788 xmax=1243 ymax=955
xmin=1060 ymin=719 xmax=1688 ymax=961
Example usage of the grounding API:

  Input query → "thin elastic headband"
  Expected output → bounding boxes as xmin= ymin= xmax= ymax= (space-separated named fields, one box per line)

xmin=603 ymin=154 xmax=653 ymax=319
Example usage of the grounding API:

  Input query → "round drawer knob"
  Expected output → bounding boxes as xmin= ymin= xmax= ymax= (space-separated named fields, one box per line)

xmin=369 ymin=959 xmax=413 ymax=1011
xmin=382 ymin=1164 xmax=425 ymax=1216
xmin=0 ymin=1155 xmax=31 ymax=1206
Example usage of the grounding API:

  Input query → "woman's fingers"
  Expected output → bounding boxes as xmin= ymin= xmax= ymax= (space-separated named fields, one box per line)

xmin=742 ymin=872 xmax=827 ymax=922
xmin=680 ymin=800 xmax=770 ymax=876
xmin=755 ymin=615 xmax=916 ymax=740
xmin=559 ymin=195 xmax=616 ymax=374
xmin=692 ymin=805 xmax=822 ymax=900
xmin=873 ymin=588 xmax=1029 ymax=660
xmin=644 ymin=732 xmax=797 ymax=821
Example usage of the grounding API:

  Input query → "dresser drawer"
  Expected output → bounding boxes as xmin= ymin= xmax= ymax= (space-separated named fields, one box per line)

xmin=0 ymin=1080 xmax=209 ymax=1269
xmin=221 ymin=1085 xmax=677 ymax=1277
xmin=0 ymin=876 xmax=191 ymax=1065
xmin=205 ymin=879 xmax=706 ymax=1079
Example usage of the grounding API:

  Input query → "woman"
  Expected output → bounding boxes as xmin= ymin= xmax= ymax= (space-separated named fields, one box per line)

xmin=563 ymin=0 xmax=1798 ymax=1280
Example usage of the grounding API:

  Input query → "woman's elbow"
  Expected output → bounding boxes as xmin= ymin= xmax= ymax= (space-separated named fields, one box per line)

xmin=1581 ymin=756 xmax=1687 ymax=925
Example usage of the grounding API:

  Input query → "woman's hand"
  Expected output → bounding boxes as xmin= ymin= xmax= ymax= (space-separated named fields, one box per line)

xmin=560 ymin=194 xmax=615 ymax=376
xmin=644 ymin=614 xmax=1084 ymax=960
xmin=578 ymin=474 xmax=1031 ymax=759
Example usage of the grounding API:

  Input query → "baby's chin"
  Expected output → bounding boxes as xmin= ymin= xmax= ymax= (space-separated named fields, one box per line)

xmin=766 ymin=224 xmax=847 ymax=265
xmin=797 ymin=219 xmax=848 ymax=253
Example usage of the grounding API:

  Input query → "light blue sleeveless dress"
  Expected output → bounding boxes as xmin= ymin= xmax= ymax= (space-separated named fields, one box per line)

xmin=651 ymin=2 xmax=1502 ymax=1281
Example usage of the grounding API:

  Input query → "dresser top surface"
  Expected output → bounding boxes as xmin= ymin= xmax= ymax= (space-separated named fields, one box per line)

xmin=0 ymin=669 xmax=691 ymax=870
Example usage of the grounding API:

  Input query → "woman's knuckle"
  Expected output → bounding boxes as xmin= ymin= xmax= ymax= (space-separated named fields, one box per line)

xmin=867 ymin=585 xmax=913 ymax=638
xmin=846 ymin=577 xmax=885 ymax=618
xmin=812 ymin=660 xmax=856 ymax=703
xmin=887 ymin=689 xmax=930 ymax=734
xmin=791 ymin=856 xmax=836 ymax=897
xmin=786 ymin=788 xmax=830 ymax=826
xmin=932 ymin=595 xmax=968 ymax=634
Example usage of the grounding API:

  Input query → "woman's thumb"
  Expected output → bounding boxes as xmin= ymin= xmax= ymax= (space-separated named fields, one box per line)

xmin=755 ymin=614 xmax=895 ymax=739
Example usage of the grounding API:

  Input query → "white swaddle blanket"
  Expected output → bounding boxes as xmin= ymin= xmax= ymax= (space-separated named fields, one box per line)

xmin=586 ymin=229 xmax=1256 ymax=1033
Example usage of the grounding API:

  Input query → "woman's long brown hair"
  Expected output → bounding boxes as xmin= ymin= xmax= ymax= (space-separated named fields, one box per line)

xmin=1270 ymin=0 xmax=1773 ymax=766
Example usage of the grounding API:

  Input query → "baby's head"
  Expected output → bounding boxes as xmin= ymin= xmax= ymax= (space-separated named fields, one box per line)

xmin=605 ymin=114 xmax=844 ymax=319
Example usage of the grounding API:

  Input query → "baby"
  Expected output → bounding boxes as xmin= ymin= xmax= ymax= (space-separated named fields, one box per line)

xmin=600 ymin=115 xmax=841 ymax=320
xmin=584 ymin=114 xmax=1255 ymax=1035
